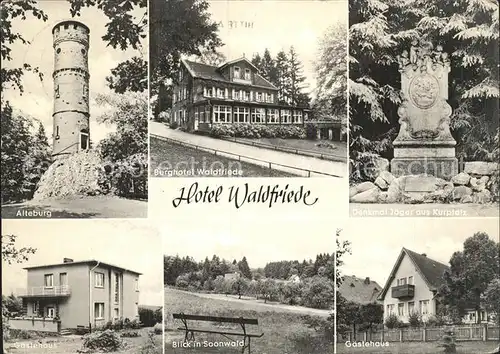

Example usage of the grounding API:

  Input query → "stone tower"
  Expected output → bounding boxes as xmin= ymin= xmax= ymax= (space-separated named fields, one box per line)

xmin=52 ymin=20 xmax=90 ymax=159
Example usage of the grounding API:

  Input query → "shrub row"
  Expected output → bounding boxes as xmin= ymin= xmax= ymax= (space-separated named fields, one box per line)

xmin=210 ymin=124 xmax=306 ymax=139
xmin=95 ymin=318 xmax=142 ymax=332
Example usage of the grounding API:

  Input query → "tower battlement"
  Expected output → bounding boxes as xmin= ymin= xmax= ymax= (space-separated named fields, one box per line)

xmin=52 ymin=20 xmax=90 ymax=159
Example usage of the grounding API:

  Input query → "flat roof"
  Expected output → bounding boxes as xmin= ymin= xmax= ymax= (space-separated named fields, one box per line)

xmin=24 ymin=260 xmax=141 ymax=275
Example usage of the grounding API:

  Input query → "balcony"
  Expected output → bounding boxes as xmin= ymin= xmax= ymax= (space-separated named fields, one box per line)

xmin=18 ymin=285 xmax=71 ymax=298
xmin=391 ymin=284 xmax=415 ymax=299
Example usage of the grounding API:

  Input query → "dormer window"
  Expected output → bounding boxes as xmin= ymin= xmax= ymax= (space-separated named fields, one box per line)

xmin=266 ymin=93 xmax=272 ymax=103
xmin=243 ymin=91 xmax=250 ymax=101
xmin=232 ymin=89 xmax=238 ymax=100
xmin=206 ymin=87 xmax=213 ymax=97
xmin=256 ymin=92 xmax=262 ymax=102
xmin=234 ymin=67 xmax=241 ymax=79
xmin=244 ymin=68 xmax=251 ymax=80
xmin=217 ymin=88 xmax=224 ymax=98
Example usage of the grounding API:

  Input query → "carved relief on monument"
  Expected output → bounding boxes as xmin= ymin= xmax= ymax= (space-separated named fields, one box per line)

xmin=394 ymin=39 xmax=454 ymax=142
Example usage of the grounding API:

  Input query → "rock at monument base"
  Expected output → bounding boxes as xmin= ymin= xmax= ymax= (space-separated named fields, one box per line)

xmin=379 ymin=170 xmax=395 ymax=185
xmin=32 ymin=150 xmax=105 ymax=201
xmin=464 ymin=161 xmax=498 ymax=176
xmin=349 ymin=186 xmax=358 ymax=198
xmin=451 ymin=172 xmax=471 ymax=186
xmin=472 ymin=190 xmax=492 ymax=204
xmin=374 ymin=176 xmax=389 ymax=190
xmin=451 ymin=186 xmax=472 ymax=201
xmin=470 ymin=177 xmax=487 ymax=192
xmin=350 ymin=187 xmax=381 ymax=203
xmin=390 ymin=157 xmax=458 ymax=181
xmin=356 ymin=181 xmax=378 ymax=194
xmin=357 ymin=155 xmax=389 ymax=181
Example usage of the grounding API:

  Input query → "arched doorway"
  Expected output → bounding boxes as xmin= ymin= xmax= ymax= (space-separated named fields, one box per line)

xmin=80 ymin=129 xmax=89 ymax=151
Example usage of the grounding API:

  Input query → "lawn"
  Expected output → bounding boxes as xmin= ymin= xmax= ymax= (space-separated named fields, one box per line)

xmin=150 ymin=137 xmax=295 ymax=177
xmin=336 ymin=341 xmax=499 ymax=354
xmin=163 ymin=287 xmax=333 ymax=354
xmin=234 ymin=137 xmax=347 ymax=161
xmin=3 ymin=327 xmax=162 ymax=354
xmin=1 ymin=195 xmax=147 ymax=219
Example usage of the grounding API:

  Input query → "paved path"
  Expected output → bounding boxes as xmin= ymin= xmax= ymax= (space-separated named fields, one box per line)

xmin=168 ymin=288 xmax=331 ymax=317
xmin=150 ymin=122 xmax=346 ymax=178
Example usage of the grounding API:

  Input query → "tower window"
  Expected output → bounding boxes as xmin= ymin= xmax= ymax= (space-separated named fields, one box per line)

xmin=80 ymin=130 xmax=89 ymax=150
xmin=64 ymin=24 xmax=68 ymax=29
xmin=56 ymin=48 xmax=61 ymax=54
xmin=55 ymin=85 xmax=60 ymax=98
xmin=55 ymin=126 xmax=60 ymax=140
xmin=81 ymin=49 xmax=86 ymax=55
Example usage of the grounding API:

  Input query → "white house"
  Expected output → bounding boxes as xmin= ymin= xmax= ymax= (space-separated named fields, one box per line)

xmin=378 ymin=248 xmax=492 ymax=324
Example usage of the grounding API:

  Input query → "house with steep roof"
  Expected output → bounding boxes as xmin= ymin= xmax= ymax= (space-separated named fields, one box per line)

xmin=378 ymin=248 xmax=491 ymax=324
xmin=10 ymin=258 xmax=141 ymax=333
xmin=338 ymin=275 xmax=382 ymax=304
xmin=171 ymin=57 xmax=309 ymax=132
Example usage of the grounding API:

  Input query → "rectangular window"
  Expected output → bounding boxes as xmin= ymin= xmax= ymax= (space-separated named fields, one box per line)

xmin=232 ymin=89 xmax=237 ymax=100
xmin=293 ymin=110 xmax=303 ymax=123
xmin=281 ymin=109 xmax=291 ymax=124
xmin=397 ymin=278 xmax=407 ymax=286
xmin=224 ymin=88 xmax=228 ymax=98
xmin=95 ymin=272 xmax=104 ymax=288
xmin=114 ymin=272 xmax=120 ymax=304
xmin=408 ymin=302 xmax=415 ymax=315
xmin=135 ymin=303 xmax=139 ymax=317
xmin=398 ymin=303 xmax=405 ymax=316
xmin=217 ymin=88 xmax=224 ymax=98
xmin=419 ymin=300 xmax=429 ymax=315
xmin=135 ymin=278 xmax=139 ymax=291
xmin=94 ymin=303 xmax=104 ymax=319
xmin=194 ymin=111 xmax=199 ymax=122
xmin=267 ymin=109 xmax=278 ymax=123
xmin=251 ymin=108 xmax=265 ymax=123
xmin=114 ymin=308 xmax=119 ymax=319
xmin=408 ymin=276 xmax=414 ymax=285
xmin=200 ymin=108 xmax=205 ymax=123
xmin=243 ymin=91 xmax=250 ymax=101
xmin=234 ymin=66 xmax=240 ymax=79
xmin=266 ymin=93 xmax=272 ymax=103
xmin=244 ymin=68 xmax=251 ymax=80
xmin=47 ymin=307 xmax=55 ymax=318
xmin=233 ymin=107 xmax=249 ymax=123
xmin=44 ymin=274 xmax=54 ymax=288
xmin=213 ymin=105 xmax=232 ymax=123
xmin=33 ymin=302 xmax=39 ymax=315
xmin=206 ymin=87 xmax=213 ymax=97
xmin=59 ymin=273 xmax=67 ymax=286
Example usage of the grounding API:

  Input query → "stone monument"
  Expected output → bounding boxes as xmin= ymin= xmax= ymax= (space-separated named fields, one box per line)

xmin=390 ymin=40 xmax=458 ymax=180
xmin=52 ymin=20 xmax=90 ymax=159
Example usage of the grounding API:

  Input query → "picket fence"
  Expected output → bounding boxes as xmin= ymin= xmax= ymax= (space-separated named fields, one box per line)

xmin=337 ymin=324 xmax=500 ymax=343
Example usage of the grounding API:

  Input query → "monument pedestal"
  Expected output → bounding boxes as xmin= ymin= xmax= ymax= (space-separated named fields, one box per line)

xmin=391 ymin=142 xmax=458 ymax=180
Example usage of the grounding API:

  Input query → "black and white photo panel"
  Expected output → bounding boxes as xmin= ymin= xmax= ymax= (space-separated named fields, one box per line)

xmin=149 ymin=0 xmax=348 ymax=178
xmin=1 ymin=0 xmax=148 ymax=219
xmin=348 ymin=0 xmax=499 ymax=217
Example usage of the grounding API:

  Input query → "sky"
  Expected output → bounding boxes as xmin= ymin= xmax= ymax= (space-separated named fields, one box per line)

xmin=160 ymin=213 xmax=337 ymax=269
xmin=1 ymin=220 xmax=163 ymax=306
xmin=341 ymin=218 xmax=500 ymax=289
xmin=2 ymin=1 xmax=147 ymax=145
xmin=206 ymin=0 xmax=347 ymax=94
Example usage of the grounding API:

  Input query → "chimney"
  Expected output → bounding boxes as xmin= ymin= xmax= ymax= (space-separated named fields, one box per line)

xmin=421 ymin=253 xmax=427 ymax=257
xmin=63 ymin=258 xmax=74 ymax=263
xmin=364 ymin=277 xmax=370 ymax=284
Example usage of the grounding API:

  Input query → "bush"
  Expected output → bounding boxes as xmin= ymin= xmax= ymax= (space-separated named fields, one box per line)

xmin=408 ymin=311 xmax=422 ymax=328
xmin=305 ymin=122 xmax=318 ymax=140
xmin=82 ymin=330 xmax=123 ymax=352
xmin=9 ymin=329 xmax=34 ymax=339
xmin=121 ymin=330 xmax=140 ymax=337
xmin=153 ymin=323 xmax=162 ymax=335
xmin=169 ymin=121 xmax=179 ymax=129
xmin=139 ymin=307 xmax=162 ymax=328
xmin=385 ymin=314 xmax=401 ymax=329
xmin=426 ymin=315 xmax=446 ymax=327
xmin=209 ymin=123 xmax=306 ymax=139
xmin=112 ymin=318 xmax=124 ymax=330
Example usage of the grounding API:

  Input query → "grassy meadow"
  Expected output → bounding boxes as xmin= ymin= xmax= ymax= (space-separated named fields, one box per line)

xmin=164 ymin=287 xmax=333 ymax=354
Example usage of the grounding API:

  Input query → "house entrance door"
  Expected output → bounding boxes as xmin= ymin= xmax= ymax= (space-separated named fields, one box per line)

xmin=47 ymin=307 xmax=55 ymax=318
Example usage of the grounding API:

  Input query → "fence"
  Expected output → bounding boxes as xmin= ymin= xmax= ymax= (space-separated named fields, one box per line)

xmin=220 ymin=136 xmax=347 ymax=163
xmin=338 ymin=324 xmax=500 ymax=343
xmin=150 ymin=134 xmax=342 ymax=178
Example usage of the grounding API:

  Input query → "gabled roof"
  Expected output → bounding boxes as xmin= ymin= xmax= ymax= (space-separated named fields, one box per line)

xmin=217 ymin=57 xmax=260 ymax=72
xmin=338 ymin=275 xmax=382 ymax=304
xmin=181 ymin=58 xmax=278 ymax=90
xmin=24 ymin=260 xmax=142 ymax=275
xmin=378 ymin=248 xmax=450 ymax=301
